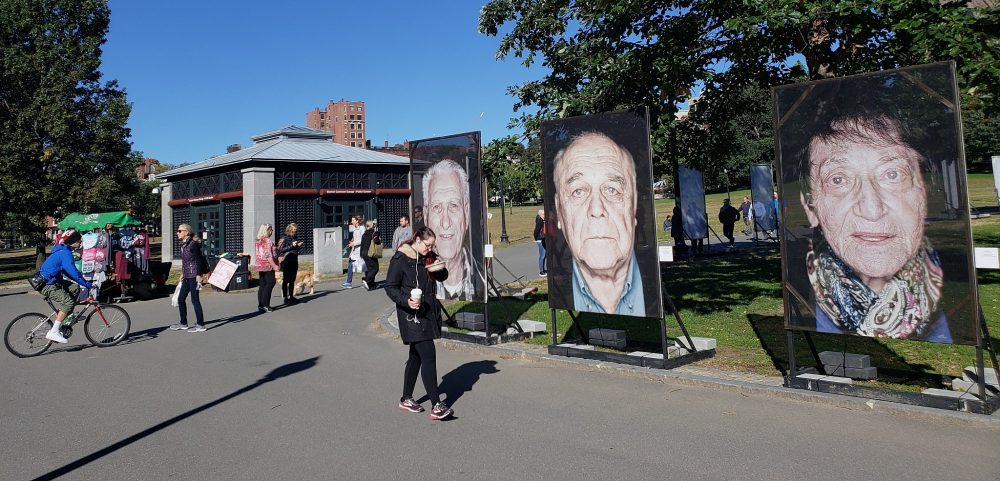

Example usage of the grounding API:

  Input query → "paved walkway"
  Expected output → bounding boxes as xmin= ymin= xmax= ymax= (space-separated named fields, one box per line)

xmin=1 ymin=267 xmax=998 ymax=480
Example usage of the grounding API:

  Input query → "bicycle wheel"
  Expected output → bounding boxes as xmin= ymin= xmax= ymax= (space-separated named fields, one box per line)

xmin=84 ymin=304 xmax=131 ymax=347
xmin=5 ymin=313 xmax=54 ymax=358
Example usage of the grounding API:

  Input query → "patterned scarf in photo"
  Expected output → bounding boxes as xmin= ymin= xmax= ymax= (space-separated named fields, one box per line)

xmin=806 ymin=238 xmax=944 ymax=339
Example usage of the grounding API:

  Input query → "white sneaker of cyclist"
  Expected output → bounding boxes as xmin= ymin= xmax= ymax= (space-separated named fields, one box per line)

xmin=46 ymin=321 xmax=68 ymax=344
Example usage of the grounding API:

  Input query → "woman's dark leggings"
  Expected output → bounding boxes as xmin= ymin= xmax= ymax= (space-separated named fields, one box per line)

xmin=281 ymin=259 xmax=298 ymax=298
xmin=362 ymin=256 xmax=378 ymax=288
xmin=402 ymin=340 xmax=439 ymax=404
xmin=177 ymin=277 xmax=204 ymax=326
xmin=258 ymin=270 xmax=276 ymax=308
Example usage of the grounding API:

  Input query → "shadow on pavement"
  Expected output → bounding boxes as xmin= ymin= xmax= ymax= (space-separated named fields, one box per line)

xmin=29 ymin=356 xmax=321 ymax=481
xmin=421 ymin=360 xmax=500 ymax=408
xmin=206 ymin=311 xmax=264 ymax=330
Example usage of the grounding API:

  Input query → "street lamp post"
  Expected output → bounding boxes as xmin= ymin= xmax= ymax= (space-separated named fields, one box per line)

xmin=723 ymin=168 xmax=730 ymax=201
xmin=499 ymin=175 xmax=510 ymax=243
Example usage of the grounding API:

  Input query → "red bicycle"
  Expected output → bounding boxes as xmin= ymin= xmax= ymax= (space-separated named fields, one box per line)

xmin=4 ymin=289 xmax=131 ymax=357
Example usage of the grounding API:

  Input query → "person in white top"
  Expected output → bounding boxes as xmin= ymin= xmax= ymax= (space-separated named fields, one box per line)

xmin=342 ymin=215 xmax=366 ymax=288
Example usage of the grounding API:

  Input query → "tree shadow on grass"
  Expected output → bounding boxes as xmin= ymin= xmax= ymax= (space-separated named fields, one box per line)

xmin=662 ymin=249 xmax=782 ymax=316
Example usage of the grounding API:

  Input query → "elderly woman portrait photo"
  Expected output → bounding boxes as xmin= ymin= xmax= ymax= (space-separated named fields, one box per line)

xmin=775 ymin=62 xmax=978 ymax=345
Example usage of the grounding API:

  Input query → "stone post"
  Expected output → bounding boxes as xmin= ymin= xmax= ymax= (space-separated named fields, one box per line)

xmin=160 ymin=182 xmax=173 ymax=262
xmin=242 ymin=167 xmax=275 ymax=256
xmin=312 ymin=227 xmax=343 ymax=275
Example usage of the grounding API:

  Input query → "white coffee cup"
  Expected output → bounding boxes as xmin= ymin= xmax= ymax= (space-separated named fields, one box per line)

xmin=410 ymin=288 xmax=422 ymax=301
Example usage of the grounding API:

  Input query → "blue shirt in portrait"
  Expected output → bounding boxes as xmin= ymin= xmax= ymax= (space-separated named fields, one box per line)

xmin=571 ymin=254 xmax=645 ymax=316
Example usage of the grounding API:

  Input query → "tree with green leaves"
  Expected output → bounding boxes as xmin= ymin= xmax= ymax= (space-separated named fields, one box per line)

xmin=0 ymin=0 xmax=137 ymax=264
xmin=482 ymin=135 xmax=544 ymax=204
xmin=479 ymin=0 xmax=999 ymax=186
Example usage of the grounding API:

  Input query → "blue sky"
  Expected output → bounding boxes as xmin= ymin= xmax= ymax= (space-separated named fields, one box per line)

xmin=102 ymin=1 xmax=543 ymax=166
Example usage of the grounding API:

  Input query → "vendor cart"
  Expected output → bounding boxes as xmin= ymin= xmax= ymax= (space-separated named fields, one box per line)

xmin=56 ymin=211 xmax=170 ymax=302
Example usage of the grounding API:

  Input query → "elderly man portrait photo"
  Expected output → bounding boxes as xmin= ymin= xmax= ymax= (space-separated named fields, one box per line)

xmin=541 ymin=110 xmax=662 ymax=319
xmin=775 ymin=62 xmax=978 ymax=345
xmin=422 ymin=159 xmax=478 ymax=301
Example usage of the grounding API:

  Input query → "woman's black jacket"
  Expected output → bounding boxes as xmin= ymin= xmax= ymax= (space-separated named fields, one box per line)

xmin=383 ymin=243 xmax=446 ymax=344
xmin=359 ymin=228 xmax=378 ymax=260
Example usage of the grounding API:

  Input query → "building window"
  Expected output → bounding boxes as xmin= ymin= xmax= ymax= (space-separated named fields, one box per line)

xmin=358 ymin=115 xmax=363 ymax=120
xmin=350 ymin=106 xmax=355 ymax=111
xmin=350 ymin=142 xmax=356 ymax=147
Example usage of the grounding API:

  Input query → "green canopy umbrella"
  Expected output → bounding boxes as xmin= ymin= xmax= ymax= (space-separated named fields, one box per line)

xmin=58 ymin=211 xmax=142 ymax=231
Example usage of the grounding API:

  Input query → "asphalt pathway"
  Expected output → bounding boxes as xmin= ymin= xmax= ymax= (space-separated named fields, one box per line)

xmin=0 ymin=244 xmax=997 ymax=480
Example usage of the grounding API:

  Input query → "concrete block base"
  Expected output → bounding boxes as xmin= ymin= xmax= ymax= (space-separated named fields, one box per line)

xmin=962 ymin=366 xmax=998 ymax=386
xmin=822 ymin=365 xmax=877 ymax=380
xmin=516 ymin=320 xmax=547 ymax=333
xmin=674 ymin=336 xmax=717 ymax=351
xmin=818 ymin=351 xmax=871 ymax=369
xmin=922 ymin=388 xmax=978 ymax=400
xmin=796 ymin=373 xmax=853 ymax=384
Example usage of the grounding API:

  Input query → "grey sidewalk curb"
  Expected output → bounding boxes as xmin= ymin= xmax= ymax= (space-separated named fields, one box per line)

xmin=375 ymin=306 xmax=1000 ymax=428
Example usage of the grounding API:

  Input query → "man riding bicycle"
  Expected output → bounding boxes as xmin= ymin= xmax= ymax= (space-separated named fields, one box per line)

xmin=38 ymin=230 xmax=93 ymax=344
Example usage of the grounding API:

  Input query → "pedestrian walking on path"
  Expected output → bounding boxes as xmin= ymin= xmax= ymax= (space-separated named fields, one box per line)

xmin=739 ymin=196 xmax=752 ymax=235
xmin=170 ymin=224 xmax=209 ymax=332
xmin=718 ymin=198 xmax=740 ymax=247
xmin=360 ymin=219 xmax=380 ymax=290
xmin=343 ymin=215 xmax=365 ymax=289
xmin=277 ymin=223 xmax=303 ymax=304
xmin=253 ymin=224 xmax=280 ymax=312
xmin=533 ymin=209 xmax=547 ymax=277
xmin=383 ymin=227 xmax=454 ymax=420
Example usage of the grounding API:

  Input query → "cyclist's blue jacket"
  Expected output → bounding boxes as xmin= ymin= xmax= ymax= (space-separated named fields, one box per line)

xmin=40 ymin=243 xmax=93 ymax=289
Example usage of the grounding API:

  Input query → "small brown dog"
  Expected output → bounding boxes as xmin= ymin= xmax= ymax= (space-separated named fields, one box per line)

xmin=274 ymin=271 xmax=317 ymax=296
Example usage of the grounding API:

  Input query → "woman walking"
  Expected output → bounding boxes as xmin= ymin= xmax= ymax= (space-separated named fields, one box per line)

xmin=170 ymin=224 xmax=209 ymax=332
xmin=254 ymin=224 xmax=280 ymax=312
xmin=359 ymin=219 xmax=380 ymax=291
xmin=383 ymin=227 xmax=453 ymax=420
xmin=278 ymin=223 xmax=304 ymax=304
xmin=342 ymin=215 xmax=365 ymax=289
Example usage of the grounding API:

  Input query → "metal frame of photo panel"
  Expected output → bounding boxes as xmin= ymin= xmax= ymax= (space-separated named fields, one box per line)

xmin=772 ymin=61 xmax=997 ymax=413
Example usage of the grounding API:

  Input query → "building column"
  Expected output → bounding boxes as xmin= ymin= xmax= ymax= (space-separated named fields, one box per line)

xmin=160 ymin=182 xmax=173 ymax=262
xmin=242 ymin=167 xmax=275 ymax=256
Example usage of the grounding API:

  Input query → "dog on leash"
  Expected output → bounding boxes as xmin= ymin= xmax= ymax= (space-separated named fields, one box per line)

xmin=274 ymin=271 xmax=318 ymax=296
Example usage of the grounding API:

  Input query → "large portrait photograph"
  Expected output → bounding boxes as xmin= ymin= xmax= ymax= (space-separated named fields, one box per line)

xmin=774 ymin=62 xmax=978 ymax=345
xmin=410 ymin=132 xmax=486 ymax=303
xmin=541 ymin=109 xmax=663 ymax=319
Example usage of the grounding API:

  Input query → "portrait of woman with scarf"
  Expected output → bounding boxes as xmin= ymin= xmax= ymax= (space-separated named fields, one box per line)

xmin=775 ymin=63 xmax=979 ymax=344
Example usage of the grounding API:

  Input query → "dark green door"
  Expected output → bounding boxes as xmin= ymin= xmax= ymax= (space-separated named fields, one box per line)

xmin=318 ymin=200 xmax=368 ymax=249
xmin=192 ymin=204 xmax=224 ymax=257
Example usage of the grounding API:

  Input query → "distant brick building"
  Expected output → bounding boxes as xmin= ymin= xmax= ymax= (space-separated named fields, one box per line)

xmin=306 ymin=99 xmax=367 ymax=148
xmin=136 ymin=157 xmax=160 ymax=180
